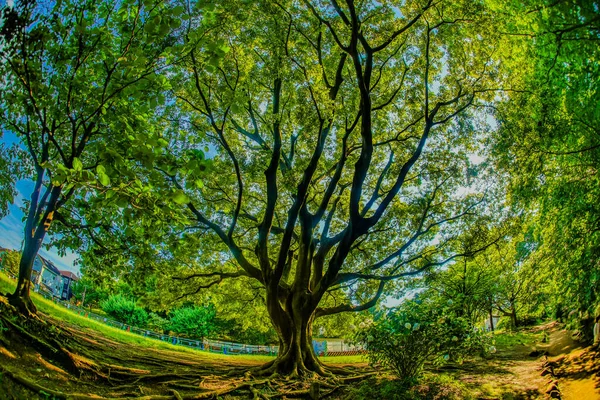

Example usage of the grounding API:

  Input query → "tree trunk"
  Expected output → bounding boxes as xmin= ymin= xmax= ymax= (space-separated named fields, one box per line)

xmin=8 ymin=179 xmax=61 ymax=316
xmin=511 ymin=308 xmax=518 ymax=329
xmin=261 ymin=288 xmax=326 ymax=376
xmin=489 ymin=308 xmax=494 ymax=332
xmin=8 ymin=241 xmax=41 ymax=316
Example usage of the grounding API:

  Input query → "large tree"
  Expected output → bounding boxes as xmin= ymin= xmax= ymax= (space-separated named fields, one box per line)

xmin=124 ymin=0 xmax=502 ymax=376
xmin=0 ymin=0 xmax=177 ymax=314
xmin=31 ymin=0 xmax=507 ymax=376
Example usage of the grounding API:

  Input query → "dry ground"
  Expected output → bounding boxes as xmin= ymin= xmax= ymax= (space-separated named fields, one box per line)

xmin=434 ymin=322 xmax=600 ymax=399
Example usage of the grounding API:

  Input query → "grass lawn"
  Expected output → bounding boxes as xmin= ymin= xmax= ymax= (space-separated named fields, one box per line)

xmin=492 ymin=328 xmax=546 ymax=349
xmin=0 ymin=270 xmax=363 ymax=364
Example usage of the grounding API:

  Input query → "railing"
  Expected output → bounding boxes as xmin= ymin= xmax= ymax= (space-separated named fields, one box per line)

xmin=26 ymin=284 xmax=364 ymax=357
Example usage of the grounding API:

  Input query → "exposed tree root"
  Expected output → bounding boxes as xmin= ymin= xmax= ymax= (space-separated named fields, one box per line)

xmin=0 ymin=294 xmax=377 ymax=399
xmin=187 ymin=379 xmax=269 ymax=399
xmin=169 ymin=388 xmax=184 ymax=400
xmin=7 ymin=292 xmax=38 ymax=317
xmin=0 ymin=363 xmax=67 ymax=399
xmin=338 ymin=372 xmax=378 ymax=382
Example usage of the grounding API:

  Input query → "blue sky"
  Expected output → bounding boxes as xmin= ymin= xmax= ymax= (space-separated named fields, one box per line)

xmin=0 ymin=132 xmax=80 ymax=273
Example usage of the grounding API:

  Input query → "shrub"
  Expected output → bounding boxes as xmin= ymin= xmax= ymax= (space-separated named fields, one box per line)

xmin=355 ymin=297 xmax=492 ymax=385
xmin=167 ymin=306 xmax=217 ymax=339
xmin=101 ymin=294 xmax=148 ymax=327
xmin=147 ymin=312 xmax=169 ymax=333
xmin=0 ymin=250 xmax=20 ymax=276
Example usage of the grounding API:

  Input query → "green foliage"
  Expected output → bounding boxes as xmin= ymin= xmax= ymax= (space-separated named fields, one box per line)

xmin=356 ymin=296 xmax=492 ymax=385
xmin=0 ymin=250 xmax=19 ymax=276
xmin=167 ymin=306 xmax=217 ymax=340
xmin=71 ymin=278 xmax=109 ymax=308
xmin=0 ymin=142 xmax=23 ymax=218
xmin=147 ymin=312 xmax=169 ymax=333
xmin=213 ymin=317 xmax=278 ymax=345
xmin=101 ymin=294 xmax=148 ymax=327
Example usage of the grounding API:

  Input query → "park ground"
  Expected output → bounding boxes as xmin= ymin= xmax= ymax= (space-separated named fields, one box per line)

xmin=0 ymin=272 xmax=599 ymax=399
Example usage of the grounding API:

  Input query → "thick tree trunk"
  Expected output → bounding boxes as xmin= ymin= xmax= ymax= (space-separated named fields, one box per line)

xmin=261 ymin=288 xmax=326 ymax=377
xmin=8 ymin=242 xmax=40 ymax=316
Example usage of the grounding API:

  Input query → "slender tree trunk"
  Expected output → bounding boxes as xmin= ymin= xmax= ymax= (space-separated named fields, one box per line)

xmin=8 ymin=181 xmax=61 ymax=316
xmin=489 ymin=308 xmax=494 ymax=332
xmin=8 ymin=238 xmax=42 ymax=315
xmin=511 ymin=307 xmax=518 ymax=329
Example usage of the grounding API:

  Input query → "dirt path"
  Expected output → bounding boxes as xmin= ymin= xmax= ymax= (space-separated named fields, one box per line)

xmin=545 ymin=327 xmax=600 ymax=400
xmin=434 ymin=322 xmax=599 ymax=399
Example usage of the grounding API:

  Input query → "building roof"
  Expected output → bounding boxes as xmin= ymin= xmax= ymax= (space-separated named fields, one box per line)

xmin=40 ymin=257 xmax=61 ymax=275
xmin=59 ymin=270 xmax=79 ymax=281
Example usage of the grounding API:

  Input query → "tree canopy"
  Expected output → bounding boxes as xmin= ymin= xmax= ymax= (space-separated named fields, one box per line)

xmin=2 ymin=0 xmax=599 ymax=377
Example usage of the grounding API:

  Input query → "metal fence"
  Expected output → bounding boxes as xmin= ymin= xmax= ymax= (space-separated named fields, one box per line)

xmin=21 ymin=281 xmax=364 ymax=357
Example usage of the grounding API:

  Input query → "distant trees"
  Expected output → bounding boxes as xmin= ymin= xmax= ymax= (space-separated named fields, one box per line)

xmin=415 ymin=221 xmax=551 ymax=330
xmin=166 ymin=306 xmax=217 ymax=340
xmin=490 ymin=0 xmax=600 ymax=329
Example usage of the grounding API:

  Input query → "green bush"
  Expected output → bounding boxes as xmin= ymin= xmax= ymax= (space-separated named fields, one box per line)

xmin=147 ymin=312 xmax=169 ymax=333
xmin=167 ymin=306 xmax=217 ymax=339
xmin=0 ymin=250 xmax=20 ymax=276
xmin=100 ymin=294 xmax=148 ymax=327
xmin=355 ymin=297 xmax=492 ymax=385
xmin=212 ymin=317 xmax=278 ymax=344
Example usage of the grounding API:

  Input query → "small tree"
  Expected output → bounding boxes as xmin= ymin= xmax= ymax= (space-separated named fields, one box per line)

xmin=167 ymin=306 xmax=217 ymax=340
xmin=101 ymin=294 xmax=148 ymax=327
xmin=0 ymin=0 xmax=177 ymax=315
xmin=356 ymin=295 xmax=492 ymax=385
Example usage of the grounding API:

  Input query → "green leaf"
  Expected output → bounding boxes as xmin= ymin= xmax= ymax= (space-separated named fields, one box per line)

xmin=73 ymin=157 xmax=83 ymax=171
xmin=172 ymin=190 xmax=190 ymax=205
xmin=98 ymin=172 xmax=111 ymax=186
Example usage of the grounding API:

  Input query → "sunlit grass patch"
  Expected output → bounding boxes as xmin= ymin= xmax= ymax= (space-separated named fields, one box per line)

xmin=321 ymin=354 xmax=366 ymax=364
xmin=0 ymin=272 xmax=273 ymax=361
xmin=0 ymin=271 xmax=362 ymax=363
xmin=493 ymin=329 xmax=544 ymax=349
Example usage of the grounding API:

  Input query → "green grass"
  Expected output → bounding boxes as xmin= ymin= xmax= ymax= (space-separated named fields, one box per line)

xmin=0 ymin=271 xmax=361 ymax=364
xmin=0 ymin=272 xmax=274 ymax=361
xmin=321 ymin=354 xmax=366 ymax=364
xmin=492 ymin=329 xmax=544 ymax=349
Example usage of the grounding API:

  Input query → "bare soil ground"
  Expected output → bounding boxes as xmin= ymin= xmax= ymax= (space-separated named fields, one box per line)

xmin=438 ymin=322 xmax=600 ymax=399
xmin=1 ymin=297 xmax=598 ymax=399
